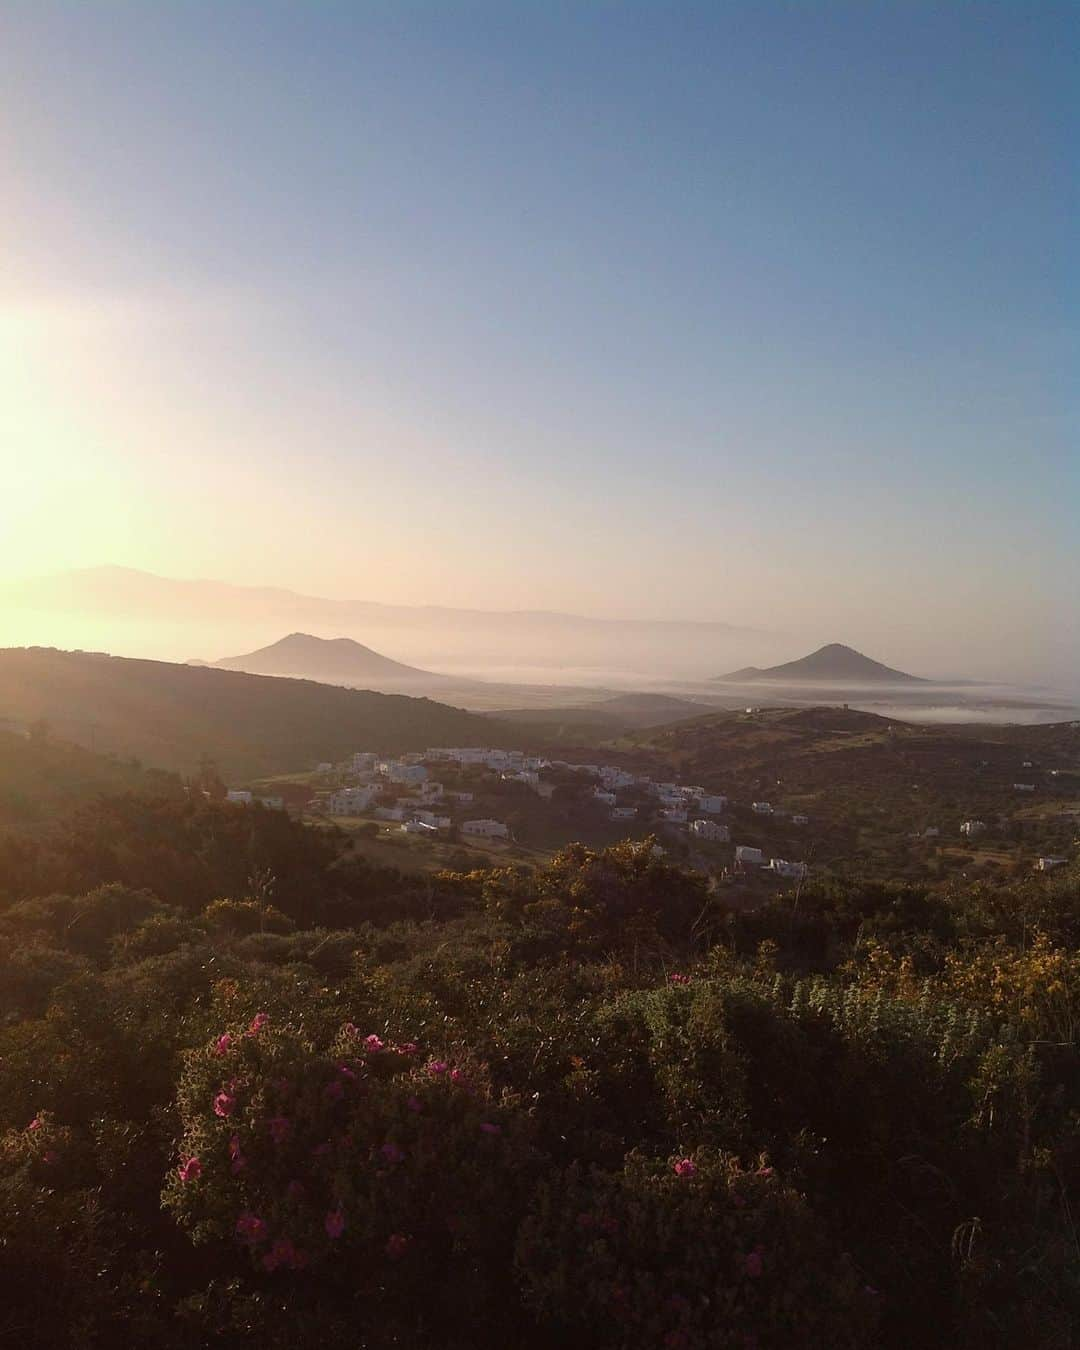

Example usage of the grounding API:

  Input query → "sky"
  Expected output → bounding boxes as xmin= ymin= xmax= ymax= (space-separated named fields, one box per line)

xmin=1 ymin=2 xmax=1077 ymax=684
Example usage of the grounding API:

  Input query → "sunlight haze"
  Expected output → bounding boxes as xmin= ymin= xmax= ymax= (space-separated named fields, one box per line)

xmin=2 ymin=2 xmax=1077 ymax=687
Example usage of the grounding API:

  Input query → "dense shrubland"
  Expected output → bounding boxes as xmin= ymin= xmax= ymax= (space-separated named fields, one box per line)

xmin=0 ymin=795 xmax=1076 ymax=1347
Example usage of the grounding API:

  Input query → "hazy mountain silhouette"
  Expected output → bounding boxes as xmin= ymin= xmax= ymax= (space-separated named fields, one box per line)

xmin=717 ymin=643 xmax=925 ymax=684
xmin=213 ymin=633 xmax=437 ymax=682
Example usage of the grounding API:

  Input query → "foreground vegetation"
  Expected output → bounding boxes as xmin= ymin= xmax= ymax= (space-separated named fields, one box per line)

xmin=1 ymin=791 xmax=1077 ymax=1347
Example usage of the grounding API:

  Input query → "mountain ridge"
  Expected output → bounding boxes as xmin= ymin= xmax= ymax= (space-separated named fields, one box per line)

xmin=0 ymin=647 xmax=519 ymax=779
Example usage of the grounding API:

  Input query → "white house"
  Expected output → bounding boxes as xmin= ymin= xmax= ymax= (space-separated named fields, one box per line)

xmin=255 ymin=795 xmax=285 ymax=811
xmin=226 ymin=789 xmax=253 ymax=805
xmin=401 ymin=819 xmax=437 ymax=835
xmin=698 ymin=795 xmax=728 ymax=814
xmin=1035 ymin=856 xmax=1068 ymax=872
xmin=351 ymin=752 xmax=377 ymax=774
xmin=921 ymin=826 xmax=941 ymax=839
xmin=768 ymin=858 xmax=808 ymax=880
xmin=960 ymin=820 xmax=986 ymax=838
xmin=610 ymin=806 xmax=637 ymax=821
xmin=599 ymin=766 xmax=636 ymax=790
xmin=735 ymin=845 xmax=763 ymax=865
xmin=447 ymin=790 xmax=475 ymax=805
xmin=792 ymin=814 xmax=809 ymax=826
xmin=411 ymin=809 xmax=451 ymax=829
xmin=661 ymin=807 xmax=688 ymax=824
xmin=329 ymin=785 xmax=380 ymax=816
xmin=381 ymin=761 xmax=429 ymax=786
xmin=593 ymin=788 xmax=617 ymax=806
xmin=315 ymin=762 xmax=334 ymax=775
xmin=751 ymin=802 xmax=773 ymax=816
xmin=690 ymin=819 xmax=730 ymax=842
xmin=1013 ymin=783 xmax=1036 ymax=792
xmin=462 ymin=819 xmax=510 ymax=839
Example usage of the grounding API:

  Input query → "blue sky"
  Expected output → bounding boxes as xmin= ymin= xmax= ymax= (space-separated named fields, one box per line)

xmin=1 ymin=2 xmax=1076 ymax=680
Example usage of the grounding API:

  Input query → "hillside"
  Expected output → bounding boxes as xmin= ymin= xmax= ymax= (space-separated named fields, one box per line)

xmin=213 ymin=632 xmax=439 ymax=683
xmin=0 ymin=728 xmax=183 ymax=829
xmin=717 ymin=642 xmax=924 ymax=683
xmin=0 ymin=648 xmax=519 ymax=780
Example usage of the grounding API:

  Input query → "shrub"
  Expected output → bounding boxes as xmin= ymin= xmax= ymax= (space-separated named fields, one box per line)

xmin=165 ymin=1014 xmax=538 ymax=1333
xmin=516 ymin=1148 xmax=878 ymax=1348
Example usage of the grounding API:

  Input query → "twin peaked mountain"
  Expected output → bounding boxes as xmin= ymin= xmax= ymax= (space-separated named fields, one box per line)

xmin=212 ymin=633 xmax=922 ymax=687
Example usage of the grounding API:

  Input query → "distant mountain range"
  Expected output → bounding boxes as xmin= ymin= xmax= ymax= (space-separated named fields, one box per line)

xmin=2 ymin=566 xmax=773 ymax=679
xmin=7 ymin=566 xmax=760 ymax=639
xmin=211 ymin=632 xmax=441 ymax=684
xmin=717 ymin=643 xmax=925 ymax=684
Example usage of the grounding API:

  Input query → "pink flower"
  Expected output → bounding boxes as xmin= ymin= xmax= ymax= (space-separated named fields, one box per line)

xmin=385 ymin=1232 xmax=409 ymax=1260
xmin=380 ymin=1141 xmax=404 ymax=1164
xmin=324 ymin=1209 xmax=346 ymax=1239
xmin=213 ymin=1091 xmax=236 ymax=1118
xmin=235 ymin=1211 xmax=268 ymax=1244
xmin=396 ymin=1041 xmax=419 ymax=1056
xmin=427 ymin=1059 xmax=448 ymax=1076
xmin=479 ymin=1121 xmax=501 ymax=1135
xmin=406 ymin=1096 xmax=422 ymax=1113
xmin=228 ymin=1135 xmax=246 ymax=1174
xmin=324 ymin=1079 xmax=344 ymax=1102
xmin=26 ymin=1117 xmax=42 ymax=1132
xmin=744 ymin=1248 xmax=764 ymax=1279
xmin=178 ymin=1156 xmax=202 ymax=1182
xmin=669 ymin=973 xmax=691 ymax=986
xmin=287 ymin=1179 xmax=306 ymax=1200
xmin=268 ymin=1116 xmax=291 ymax=1145
xmin=214 ymin=1033 xmax=233 ymax=1055
xmin=342 ymin=1022 xmax=357 ymax=1037
xmin=673 ymin=1158 xmax=697 ymax=1178
xmin=337 ymin=1062 xmax=357 ymax=1080
xmin=42 ymin=1149 xmax=59 ymax=1165
xmin=450 ymin=1068 xmax=466 ymax=1085
xmin=756 ymin=1166 xmax=774 ymax=1180
xmin=363 ymin=1034 xmax=384 ymax=1052
xmin=247 ymin=1011 xmax=269 ymax=1035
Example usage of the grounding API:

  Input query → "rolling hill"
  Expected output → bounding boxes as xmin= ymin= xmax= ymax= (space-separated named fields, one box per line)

xmin=717 ymin=643 xmax=925 ymax=684
xmin=212 ymin=632 xmax=441 ymax=684
xmin=0 ymin=728 xmax=183 ymax=829
xmin=0 ymin=648 xmax=519 ymax=781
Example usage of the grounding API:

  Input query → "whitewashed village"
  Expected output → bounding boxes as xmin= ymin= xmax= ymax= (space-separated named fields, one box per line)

xmin=229 ymin=744 xmax=812 ymax=883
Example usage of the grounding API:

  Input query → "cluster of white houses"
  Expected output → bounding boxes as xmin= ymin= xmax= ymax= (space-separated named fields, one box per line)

xmin=277 ymin=745 xmax=811 ymax=876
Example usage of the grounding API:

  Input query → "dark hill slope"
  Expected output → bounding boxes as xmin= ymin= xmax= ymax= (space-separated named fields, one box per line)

xmin=718 ymin=643 xmax=924 ymax=683
xmin=0 ymin=728 xmax=182 ymax=829
xmin=0 ymin=648 xmax=516 ymax=780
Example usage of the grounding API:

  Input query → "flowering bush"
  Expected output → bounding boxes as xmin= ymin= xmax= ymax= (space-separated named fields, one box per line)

xmin=516 ymin=1149 xmax=878 ymax=1349
xmin=164 ymin=1014 xmax=537 ymax=1313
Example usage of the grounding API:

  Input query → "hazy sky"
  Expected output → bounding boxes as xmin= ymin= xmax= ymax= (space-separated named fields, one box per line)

xmin=1 ymin=2 xmax=1076 ymax=680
